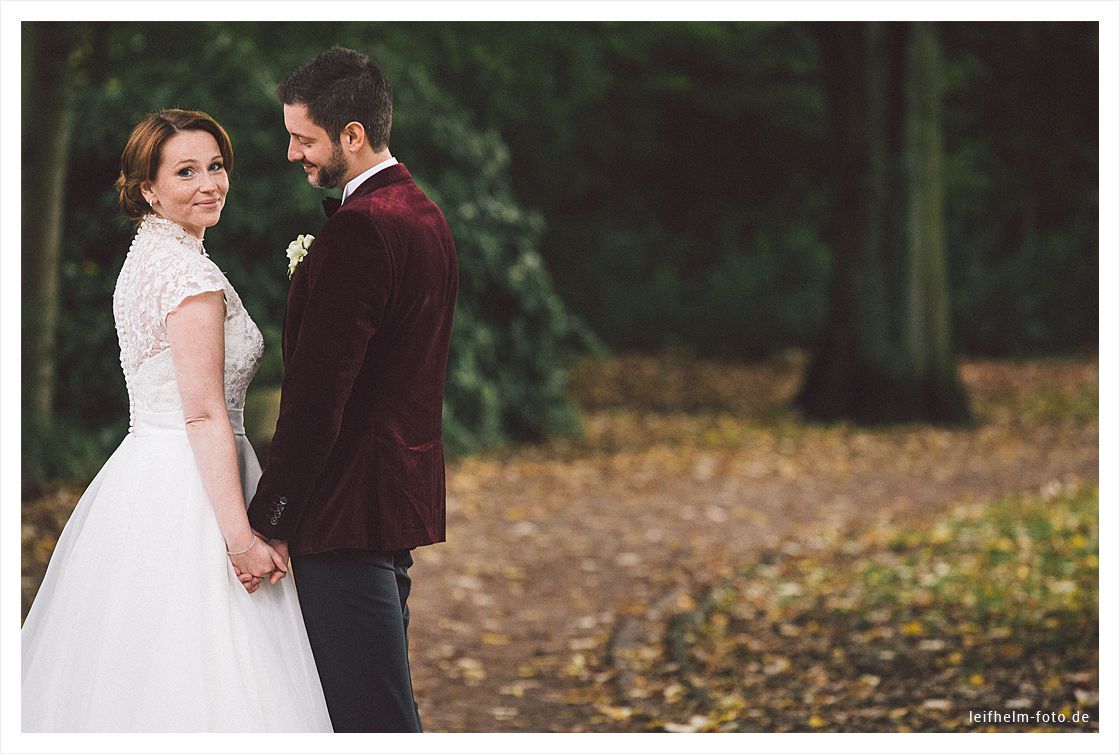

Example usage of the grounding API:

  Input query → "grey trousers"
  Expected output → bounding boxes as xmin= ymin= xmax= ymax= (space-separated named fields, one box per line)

xmin=291 ymin=548 xmax=423 ymax=732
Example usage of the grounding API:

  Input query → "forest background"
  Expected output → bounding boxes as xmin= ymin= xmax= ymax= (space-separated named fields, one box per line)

xmin=22 ymin=21 xmax=1098 ymax=480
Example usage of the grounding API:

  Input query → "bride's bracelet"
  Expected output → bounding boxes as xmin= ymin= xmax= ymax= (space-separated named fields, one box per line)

xmin=226 ymin=534 xmax=257 ymax=557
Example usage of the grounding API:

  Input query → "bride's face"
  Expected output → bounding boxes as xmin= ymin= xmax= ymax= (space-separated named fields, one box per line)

xmin=142 ymin=130 xmax=229 ymax=238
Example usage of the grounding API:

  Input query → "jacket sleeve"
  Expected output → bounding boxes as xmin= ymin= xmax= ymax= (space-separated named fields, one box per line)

xmin=248 ymin=210 xmax=394 ymax=538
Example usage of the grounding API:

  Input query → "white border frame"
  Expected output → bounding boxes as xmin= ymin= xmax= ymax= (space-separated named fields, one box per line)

xmin=2 ymin=3 xmax=1116 ymax=753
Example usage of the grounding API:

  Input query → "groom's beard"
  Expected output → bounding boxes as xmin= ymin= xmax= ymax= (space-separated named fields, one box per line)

xmin=305 ymin=144 xmax=348 ymax=189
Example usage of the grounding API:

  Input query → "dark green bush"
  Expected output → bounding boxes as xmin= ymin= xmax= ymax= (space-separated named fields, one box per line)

xmin=40 ymin=22 xmax=597 ymax=483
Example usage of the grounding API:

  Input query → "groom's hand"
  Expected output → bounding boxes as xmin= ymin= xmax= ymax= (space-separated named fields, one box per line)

xmin=255 ymin=531 xmax=290 ymax=585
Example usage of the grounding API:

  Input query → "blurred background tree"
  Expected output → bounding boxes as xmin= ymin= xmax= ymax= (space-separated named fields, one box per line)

xmin=20 ymin=22 xmax=1097 ymax=488
xmin=796 ymin=22 xmax=971 ymax=423
xmin=22 ymin=23 xmax=82 ymax=444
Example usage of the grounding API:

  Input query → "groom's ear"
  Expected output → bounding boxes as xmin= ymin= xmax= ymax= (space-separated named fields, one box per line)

xmin=340 ymin=121 xmax=367 ymax=153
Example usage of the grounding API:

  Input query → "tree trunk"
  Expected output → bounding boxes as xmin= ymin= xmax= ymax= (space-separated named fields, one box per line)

xmin=22 ymin=23 xmax=75 ymax=440
xmin=903 ymin=22 xmax=971 ymax=421
xmin=797 ymin=22 xmax=971 ymax=424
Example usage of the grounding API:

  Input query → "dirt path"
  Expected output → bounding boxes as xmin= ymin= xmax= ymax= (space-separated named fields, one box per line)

xmin=404 ymin=356 xmax=1098 ymax=732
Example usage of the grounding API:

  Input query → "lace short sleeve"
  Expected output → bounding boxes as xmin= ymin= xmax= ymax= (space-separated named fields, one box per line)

xmin=154 ymin=249 xmax=228 ymax=323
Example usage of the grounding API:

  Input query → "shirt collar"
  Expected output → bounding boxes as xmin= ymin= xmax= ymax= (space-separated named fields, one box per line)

xmin=340 ymin=156 xmax=399 ymax=204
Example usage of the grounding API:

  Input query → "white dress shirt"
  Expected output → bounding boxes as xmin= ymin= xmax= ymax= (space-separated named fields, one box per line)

xmin=341 ymin=157 xmax=399 ymax=204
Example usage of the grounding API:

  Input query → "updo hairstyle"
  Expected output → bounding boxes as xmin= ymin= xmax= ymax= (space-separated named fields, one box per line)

xmin=115 ymin=109 xmax=234 ymax=223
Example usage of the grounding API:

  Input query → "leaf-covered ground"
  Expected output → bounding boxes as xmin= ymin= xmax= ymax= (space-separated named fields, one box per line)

xmin=605 ymin=485 xmax=1098 ymax=732
xmin=21 ymin=351 xmax=1099 ymax=732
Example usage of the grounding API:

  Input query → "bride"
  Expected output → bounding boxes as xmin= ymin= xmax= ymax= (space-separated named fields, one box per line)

xmin=21 ymin=109 xmax=332 ymax=732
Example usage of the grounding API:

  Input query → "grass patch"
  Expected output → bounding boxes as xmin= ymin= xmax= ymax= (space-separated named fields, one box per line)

xmin=658 ymin=486 xmax=1099 ymax=732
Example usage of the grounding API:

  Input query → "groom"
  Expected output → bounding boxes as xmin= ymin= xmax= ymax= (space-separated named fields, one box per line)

xmin=247 ymin=47 xmax=458 ymax=732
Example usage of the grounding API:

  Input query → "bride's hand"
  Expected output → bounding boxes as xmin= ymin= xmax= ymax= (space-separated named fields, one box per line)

xmin=229 ymin=536 xmax=287 ymax=588
xmin=233 ymin=565 xmax=262 ymax=593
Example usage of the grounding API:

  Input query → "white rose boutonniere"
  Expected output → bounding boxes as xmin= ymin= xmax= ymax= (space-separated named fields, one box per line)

xmin=286 ymin=234 xmax=315 ymax=278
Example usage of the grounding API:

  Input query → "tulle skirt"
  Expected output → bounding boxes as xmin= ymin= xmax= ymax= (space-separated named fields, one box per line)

xmin=21 ymin=409 xmax=333 ymax=732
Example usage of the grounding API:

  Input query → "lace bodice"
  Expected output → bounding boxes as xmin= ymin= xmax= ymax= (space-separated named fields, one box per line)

xmin=113 ymin=215 xmax=264 ymax=428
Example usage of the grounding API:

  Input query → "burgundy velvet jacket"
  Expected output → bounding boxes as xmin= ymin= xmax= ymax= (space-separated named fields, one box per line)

xmin=247 ymin=164 xmax=458 ymax=555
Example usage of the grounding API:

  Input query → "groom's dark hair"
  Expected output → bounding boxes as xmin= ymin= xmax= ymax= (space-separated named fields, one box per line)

xmin=277 ymin=47 xmax=393 ymax=151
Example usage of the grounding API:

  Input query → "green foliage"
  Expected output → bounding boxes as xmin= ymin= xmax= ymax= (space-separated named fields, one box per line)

xmin=371 ymin=22 xmax=1096 ymax=359
xmin=401 ymin=22 xmax=835 ymax=358
xmin=21 ymin=420 xmax=122 ymax=496
xmin=29 ymin=22 xmax=1098 ymax=481
xmin=942 ymin=23 xmax=1098 ymax=355
xmin=376 ymin=56 xmax=603 ymax=452
xmin=43 ymin=21 xmax=597 ymax=480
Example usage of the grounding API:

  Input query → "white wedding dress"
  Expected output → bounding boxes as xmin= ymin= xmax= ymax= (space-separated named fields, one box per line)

xmin=21 ymin=215 xmax=332 ymax=732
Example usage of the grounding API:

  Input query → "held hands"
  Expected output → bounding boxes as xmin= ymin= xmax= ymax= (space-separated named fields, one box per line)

xmin=229 ymin=533 xmax=288 ymax=594
xmin=269 ymin=537 xmax=290 ymax=573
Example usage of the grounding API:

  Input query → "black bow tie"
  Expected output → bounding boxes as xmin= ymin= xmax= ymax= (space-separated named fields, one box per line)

xmin=323 ymin=197 xmax=342 ymax=218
